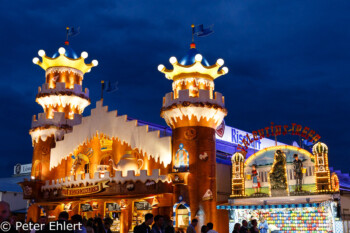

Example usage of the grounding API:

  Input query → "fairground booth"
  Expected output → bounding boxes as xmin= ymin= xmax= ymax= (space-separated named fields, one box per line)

xmin=18 ymin=28 xmax=350 ymax=233
xmin=217 ymin=140 xmax=346 ymax=233
xmin=20 ymin=29 xmax=237 ymax=233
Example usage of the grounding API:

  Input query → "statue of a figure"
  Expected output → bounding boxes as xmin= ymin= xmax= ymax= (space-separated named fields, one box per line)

xmin=269 ymin=150 xmax=288 ymax=196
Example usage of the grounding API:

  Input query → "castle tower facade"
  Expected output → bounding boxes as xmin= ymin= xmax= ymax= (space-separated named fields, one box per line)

xmin=30 ymin=40 xmax=98 ymax=180
xmin=159 ymin=42 xmax=228 ymax=227
xmin=312 ymin=142 xmax=331 ymax=192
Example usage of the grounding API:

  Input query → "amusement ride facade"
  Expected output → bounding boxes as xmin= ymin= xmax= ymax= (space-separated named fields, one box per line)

xmin=19 ymin=30 xmax=349 ymax=233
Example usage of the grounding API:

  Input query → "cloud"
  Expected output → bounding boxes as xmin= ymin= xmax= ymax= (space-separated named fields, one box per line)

xmin=0 ymin=0 xmax=349 ymax=176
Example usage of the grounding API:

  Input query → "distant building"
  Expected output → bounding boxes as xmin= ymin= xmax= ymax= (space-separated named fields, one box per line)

xmin=0 ymin=163 xmax=31 ymax=220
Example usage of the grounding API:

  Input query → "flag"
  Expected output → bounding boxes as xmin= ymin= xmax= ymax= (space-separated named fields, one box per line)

xmin=103 ymin=80 xmax=118 ymax=93
xmin=302 ymin=139 xmax=314 ymax=147
xmin=193 ymin=24 xmax=214 ymax=37
xmin=67 ymin=27 xmax=80 ymax=37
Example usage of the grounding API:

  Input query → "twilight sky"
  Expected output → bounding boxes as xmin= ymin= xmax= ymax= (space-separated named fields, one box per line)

xmin=0 ymin=0 xmax=349 ymax=177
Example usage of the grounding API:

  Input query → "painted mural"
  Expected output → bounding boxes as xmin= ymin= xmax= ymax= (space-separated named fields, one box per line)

xmin=244 ymin=146 xmax=316 ymax=196
xmin=174 ymin=143 xmax=189 ymax=172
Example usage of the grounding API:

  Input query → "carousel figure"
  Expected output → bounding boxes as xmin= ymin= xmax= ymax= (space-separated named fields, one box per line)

xmin=251 ymin=164 xmax=261 ymax=193
xmin=293 ymin=154 xmax=303 ymax=192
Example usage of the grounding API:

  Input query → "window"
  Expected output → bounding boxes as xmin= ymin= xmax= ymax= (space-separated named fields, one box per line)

xmin=84 ymin=164 xmax=89 ymax=174
xmin=176 ymin=205 xmax=189 ymax=228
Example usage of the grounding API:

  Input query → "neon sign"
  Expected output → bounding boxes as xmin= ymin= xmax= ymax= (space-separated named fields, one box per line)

xmin=237 ymin=123 xmax=321 ymax=152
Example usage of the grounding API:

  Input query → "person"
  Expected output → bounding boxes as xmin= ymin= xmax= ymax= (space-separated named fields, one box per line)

xmin=200 ymin=225 xmax=208 ymax=233
xmin=186 ymin=219 xmax=198 ymax=233
xmin=164 ymin=219 xmax=175 ymax=233
xmin=134 ymin=213 xmax=154 ymax=233
xmin=0 ymin=201 xmax=18 ymax=233
xmin=251 ymin=164 xmax=261 ymax=193
xmin=30 ymin=215 xmax=49 ymax=233
xmin=249 ymin=219 xmax=259 ymax=233
xmin=232 ymin=223 xmax=241 ymax=233
xmin=103 ymin=218 xmax=113 ymax=233
xmin=258 ymin=217 xmax=268 ymax=233
xmin=293 ymin=154 xmax=303 ymax=192
xmin=152 ymin=215 xmax=164 ymax=233
xmin=85 ymin=218 xmax=95 ymax=233
xmin=239 ymin=220 xmax=248 ymax=233
xmin=206 ymin=223 xmax=217 ymax=233
xmin=268 ymin=224 xmax=279 ymax=233
xmin=94 ymin=217 xmax=105 ymax=233
xmin=55 ymin=211 xmax=73 ymax=233
xmin=71 ymin=214 xmax=87 ymax=233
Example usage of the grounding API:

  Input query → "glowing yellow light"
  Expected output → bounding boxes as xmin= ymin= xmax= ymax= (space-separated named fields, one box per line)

xmin=34 ymin=49 xmax=97 ymax=74
xmin=159 ymin=56 xmax=227 ymax=81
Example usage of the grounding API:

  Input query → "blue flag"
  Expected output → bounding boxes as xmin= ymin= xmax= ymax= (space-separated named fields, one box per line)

xmin=193 ymin=24 xmax=214 ymax=37
xmin=302 ymin=139 xmax=314 ymax=147
xmin=67 ymin=27 xmax=80 ymax=37
xmin=104 ymin=80 xmax=118 ymax=93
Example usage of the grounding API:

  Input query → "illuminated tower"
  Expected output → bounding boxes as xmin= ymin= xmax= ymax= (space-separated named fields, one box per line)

xmin=29 ymin=40 xmax=98 ymax=180
xmin=231 ymin=152 xmax=245 ymax=197
xmin=312 ymin=142 xmax=331 ymax=192
xmin=159 ymin=42 xmax=228 ymax=227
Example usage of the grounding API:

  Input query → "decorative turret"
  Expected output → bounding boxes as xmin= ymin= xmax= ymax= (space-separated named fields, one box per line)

xmin=312 ymin=142 xmax=331 ymax=192
xmin=159 ymin=43 xmax=228 ymax=129
xmin=30 ymin=42 xmax=98 ymax=143
xmin=29 ymin=32 xmax=98 ymax=180
xmin=159 ymin=39 xmax=228 ymax=229
xmin=231 ymin=152 xmax=245 ymax=197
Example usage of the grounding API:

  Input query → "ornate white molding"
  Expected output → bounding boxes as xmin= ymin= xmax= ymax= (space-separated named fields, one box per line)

xmin=38 ymin=82 xmax=89 ymax=99
xmin=172 ymin=77 xmax=214 ymax=90
xmin=36 ymin=95 xmax=90 ymax=113
xmin=46 ymin=67 xmax=83 ymax=78
xmin=49 ymin=101 xmax=172 ymax=170
xmin=162 ymin=105 xmax=226 ymax=129
xmin=30 ymin=127 xmax=65 ymax=145
xmin=163 ymin=89 xmax=224 ymax=108
xmin=41 ymin=169 xmax=171 ymax=191
xmin=31 ymin=112 xmax=82 ymax=129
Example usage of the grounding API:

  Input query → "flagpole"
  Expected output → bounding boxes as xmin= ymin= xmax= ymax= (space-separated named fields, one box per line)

xmin=66 ymin=27 xmax=70 ymax=42
xmin=101 ymin=80 xmax=104 ymax=101
xmin=191 ymin=24 xmax=195 ymax=42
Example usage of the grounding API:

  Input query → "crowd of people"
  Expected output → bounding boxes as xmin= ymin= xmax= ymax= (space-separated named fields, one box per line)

xmin=0 ymin=200 xmax=115 ymax=233
xmin=232 ymin=217 xmax=279 ymax=233
xmin=1 ymin=201 xmax=281 ymax=233
xmin=134 ymin=213 xmax=174 ymax=233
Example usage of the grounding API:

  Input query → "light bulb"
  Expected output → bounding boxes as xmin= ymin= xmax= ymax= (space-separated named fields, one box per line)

xmin=38 ymin=50 xmax=45 ymax=57
xmin=222 ymin=67 xmax=229 ymax=74
xmin=217 ymin=58 xmax=224 ymax=66
xmin=32 ymin=57 xmax=39 ymax=64
xmin=195 ymin=54 xmax=203 ymax=62
xmin=58 ymin=47 xmax=66 ymax=55
xmin=81 ymin=51 xmax=88 ymax=59
xmin=169 ymin=56 xmax=177 ymax=64
xmin=92 ymin=60 xmax=98 ymax=66
xmin=158 ymin=64 xmax=165 ymax=71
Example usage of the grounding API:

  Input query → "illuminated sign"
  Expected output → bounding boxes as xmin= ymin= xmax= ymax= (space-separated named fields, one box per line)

xmin=14 ymin=163 xmax=32 ymax=175
xmin=216 ymin=125 xmax=285 ymax=151
xmin=62 ymin=181 xmax=109 ymax=196
xmin=237 ymin=123 xmax=321 ymax=152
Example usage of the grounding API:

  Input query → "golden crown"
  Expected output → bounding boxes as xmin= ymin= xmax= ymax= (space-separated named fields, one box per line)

xmin=32 ymin=47 xmax=98 ymax=74
xmin=158 ymin=54 xmax=228 ymax=81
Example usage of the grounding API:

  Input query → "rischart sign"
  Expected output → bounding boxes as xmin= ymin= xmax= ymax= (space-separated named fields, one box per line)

xmin=216 ymin=125 xmax=285 ymax=151
xmin=62 ymin=181 xmax=109 ymax=196
xmin=237 ymin=123 xmax=321 ymax=152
